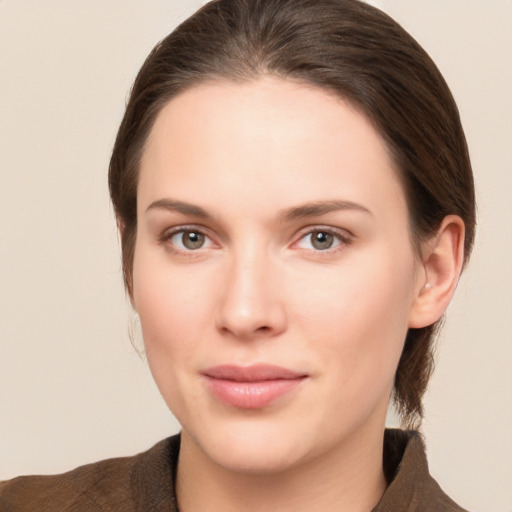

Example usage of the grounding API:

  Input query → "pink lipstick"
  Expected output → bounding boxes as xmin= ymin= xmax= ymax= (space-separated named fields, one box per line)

xmin=202 ymin=364 xmax=307 ymax=409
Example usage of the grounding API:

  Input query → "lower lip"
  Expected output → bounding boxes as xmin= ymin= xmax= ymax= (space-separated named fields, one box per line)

xmin=204 ymin=377 xmax=306 ymax=409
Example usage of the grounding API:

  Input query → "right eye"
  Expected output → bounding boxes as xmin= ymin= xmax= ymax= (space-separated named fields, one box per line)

xmin=164 ymin=228 xmax=215 ymax=251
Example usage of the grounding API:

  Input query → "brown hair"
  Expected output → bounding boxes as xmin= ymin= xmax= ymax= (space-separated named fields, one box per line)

xmin=109 ymin=0 xmax=475 ymax=428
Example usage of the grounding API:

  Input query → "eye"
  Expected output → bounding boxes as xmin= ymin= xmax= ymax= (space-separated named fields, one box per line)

xmin=165 ymin=228 xmax=213 ymax=251
xmin=295 ymin=229 xmax=349 ymax=251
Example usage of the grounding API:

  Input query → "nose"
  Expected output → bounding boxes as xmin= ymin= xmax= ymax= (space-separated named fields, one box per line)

xmin=215 ymin=251 xmax=287 ymax=341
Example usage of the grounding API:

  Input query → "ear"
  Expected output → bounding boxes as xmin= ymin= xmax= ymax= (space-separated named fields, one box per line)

xmin=408 ymin=215 xmax=466 ymax=328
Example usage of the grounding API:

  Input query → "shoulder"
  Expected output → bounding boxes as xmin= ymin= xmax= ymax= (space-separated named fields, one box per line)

xmin=0 ymin=455 xmax=136 ymax=511
xmin=375 ymin=429 xmax=470 ymax=512
xmin=0 ymin=435 xmax=180 ymax=512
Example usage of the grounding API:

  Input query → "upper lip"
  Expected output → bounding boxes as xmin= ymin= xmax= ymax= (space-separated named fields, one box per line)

xmin=202 ymin=364 xmax=307 ymax=382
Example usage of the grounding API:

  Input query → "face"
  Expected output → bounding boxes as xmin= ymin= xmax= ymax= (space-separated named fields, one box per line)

xmin=133 ymin=78 xmax=425 ymax=474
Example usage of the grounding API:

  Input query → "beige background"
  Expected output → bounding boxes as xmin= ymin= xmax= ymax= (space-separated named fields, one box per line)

xmin=1 ymin=1 xmax=511 ymax=510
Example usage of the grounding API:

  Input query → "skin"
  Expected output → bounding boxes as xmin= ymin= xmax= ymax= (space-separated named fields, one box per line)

xmin=132 ymin=77 xmax=464 ymax=512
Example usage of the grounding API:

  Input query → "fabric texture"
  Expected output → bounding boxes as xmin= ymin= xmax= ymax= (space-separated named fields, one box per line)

xmin=0 ymin=429 xmax=468 ymax=511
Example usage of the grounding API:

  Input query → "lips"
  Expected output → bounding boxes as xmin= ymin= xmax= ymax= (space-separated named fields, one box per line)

xmin=202 ymin=364 xmax=307 ymax=409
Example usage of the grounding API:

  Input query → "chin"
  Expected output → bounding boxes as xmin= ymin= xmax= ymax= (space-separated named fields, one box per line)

xmin=183 ymin=417 xmax=316 ymax=475
xmin=208 ymin=442 xmax=306 ymax=475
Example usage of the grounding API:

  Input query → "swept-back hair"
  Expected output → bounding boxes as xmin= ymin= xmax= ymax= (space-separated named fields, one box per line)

xmin=109 ymin=0 xmax=475 ymax=427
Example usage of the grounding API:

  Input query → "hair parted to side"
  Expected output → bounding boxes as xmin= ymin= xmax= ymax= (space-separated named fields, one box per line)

xmin=109 ymin=0 xmax=475 ymax=428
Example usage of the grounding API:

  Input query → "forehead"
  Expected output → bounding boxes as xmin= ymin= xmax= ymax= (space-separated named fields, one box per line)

xmin=138 ymin=77 xmax=407 ymax=224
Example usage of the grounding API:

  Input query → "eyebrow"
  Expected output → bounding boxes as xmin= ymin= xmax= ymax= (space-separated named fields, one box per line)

xmin=145 ymin=199 xmax=211 ymax=218
xmin=145 ymin=198 xmax=372 ymax=220
xmin=278 ymin=200 xmax=372 ymax=221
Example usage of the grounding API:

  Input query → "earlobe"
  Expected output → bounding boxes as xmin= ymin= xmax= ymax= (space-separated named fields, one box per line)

xmin=408 ymin=215 xmax=466 ymax=328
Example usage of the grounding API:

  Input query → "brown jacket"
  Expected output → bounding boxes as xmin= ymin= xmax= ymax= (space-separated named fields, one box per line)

xmin=0 ymin=430 xmax=468 ymax=511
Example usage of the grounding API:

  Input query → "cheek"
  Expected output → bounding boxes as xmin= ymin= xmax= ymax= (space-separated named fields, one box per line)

xmin=132 ymin=246 xmax=213 ymax=367
xmin=131 ymin=251 xmax=219 ymax=419
xmin=293 ymin=249 xmax=417 ymax=389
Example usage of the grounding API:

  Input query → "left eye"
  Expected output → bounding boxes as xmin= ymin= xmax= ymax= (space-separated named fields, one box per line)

xmin=168 ymin=229 xmax=212 ymax=250
xmin=296 ymin=230 xmax=344 ymax=251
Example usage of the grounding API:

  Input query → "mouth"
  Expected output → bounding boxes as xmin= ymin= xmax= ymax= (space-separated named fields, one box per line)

xmin=201 ymin=364 xmax=308 ymax=409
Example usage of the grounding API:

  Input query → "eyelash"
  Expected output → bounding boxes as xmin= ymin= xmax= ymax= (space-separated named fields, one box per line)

xmin=159 ymin=225 xmax=353 ymax=254
xmin=159 ymin=225 xmax=216 ymax=253
xmin=293 ymin=227 xmax=353 ymax=253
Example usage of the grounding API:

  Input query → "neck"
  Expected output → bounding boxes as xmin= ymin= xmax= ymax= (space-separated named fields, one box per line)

xmin=176 ymin=426 xmax=387 ymax=512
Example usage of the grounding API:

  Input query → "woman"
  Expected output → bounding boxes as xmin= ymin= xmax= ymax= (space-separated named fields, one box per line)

xmin=0 ymin=0 xmax=475 ymax=510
